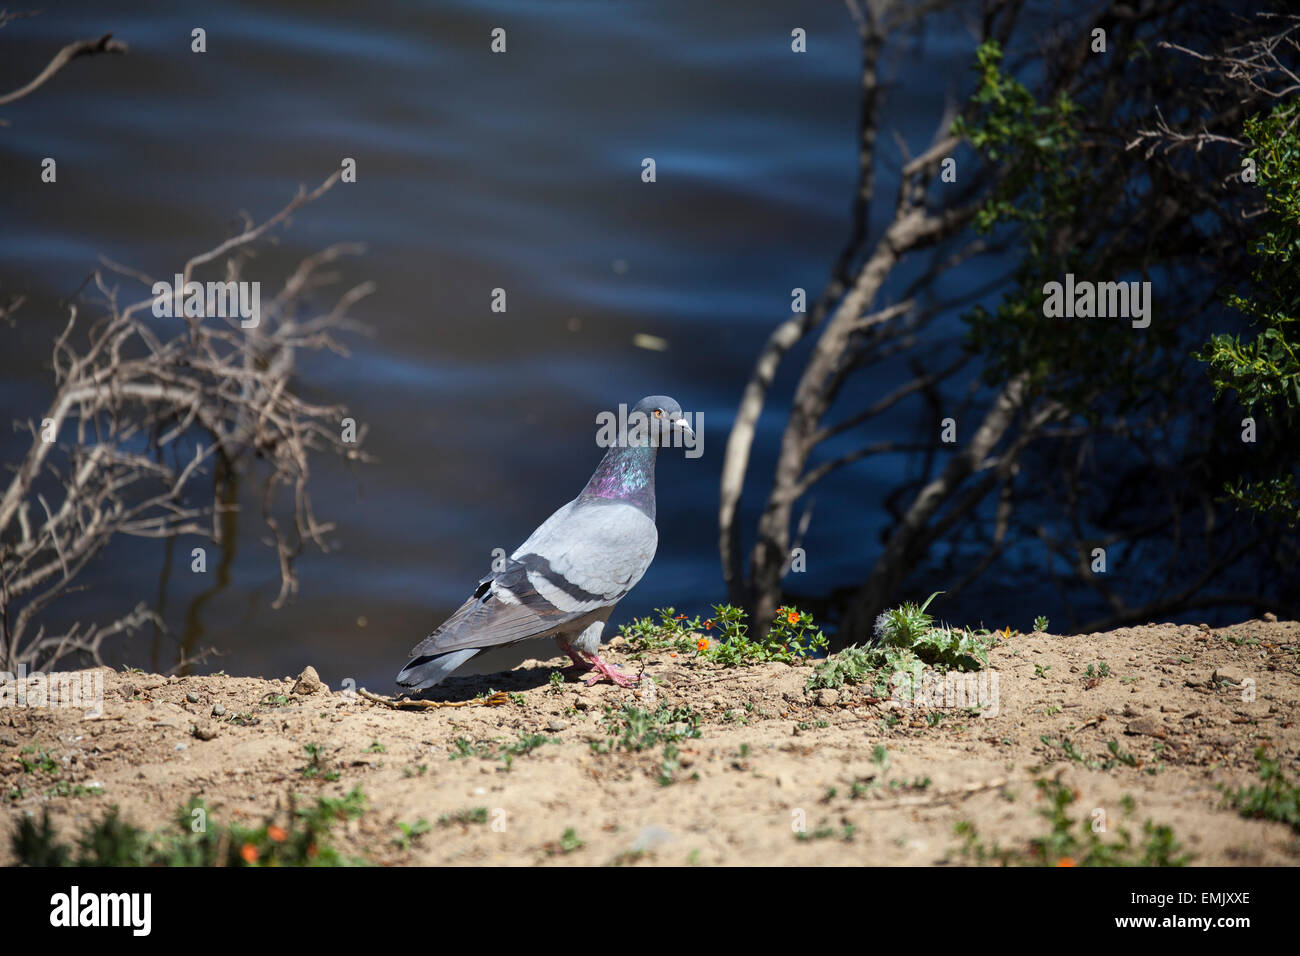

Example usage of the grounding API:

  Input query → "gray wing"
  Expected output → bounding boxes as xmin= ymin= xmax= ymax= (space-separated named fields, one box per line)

xmin=406 ymin=499 xmax=657 ymax=658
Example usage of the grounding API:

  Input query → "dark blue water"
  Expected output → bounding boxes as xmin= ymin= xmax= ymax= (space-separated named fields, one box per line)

xmin=1 ymin=1 xmax=986 ymax=688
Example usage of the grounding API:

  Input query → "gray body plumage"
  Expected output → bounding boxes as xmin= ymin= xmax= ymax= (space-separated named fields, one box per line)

xmin=396 ymin=396 xmax=688 ymax=692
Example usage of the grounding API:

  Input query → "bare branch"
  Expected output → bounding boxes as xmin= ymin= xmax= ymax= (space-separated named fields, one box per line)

xmin=0 ymin=33 xmax=127 ymax=107
xmin=0 ymin=172 xmax=370 ymax=671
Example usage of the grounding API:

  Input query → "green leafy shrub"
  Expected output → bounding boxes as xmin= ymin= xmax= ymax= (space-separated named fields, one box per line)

xmin=448 ymin=733 xmax=558 ymax=770
xmin=591 ymin=702 xmax=702 ymax=754
xmin=13 ymin=787 xmax=368 ymax=866
xmin=1223 ymin=748 xmax=1300 ymax=832
xmin=620 ymin=603 xmax=828 ymax=666
xmin=955 ymin=777 xmax=1189 ymax=866
xmin=806 ymin=592 xmax=993 ymax=694
xmin=617 ymin=607 xmax=702 ymax=653
xmin=1197 ymin=101 xmax=1300 ymax=526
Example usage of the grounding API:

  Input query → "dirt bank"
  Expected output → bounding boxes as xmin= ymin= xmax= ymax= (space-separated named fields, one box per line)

xmin=2 ymin=618 xmax=1298 ymax=865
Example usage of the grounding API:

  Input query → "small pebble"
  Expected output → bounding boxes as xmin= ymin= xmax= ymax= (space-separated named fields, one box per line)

xmin=185 ymin=691 xmax=200 ymax=704
xmin=631 ymin=826 xmax=673 ymax=852
xmin=211 ymin=703 xmax=226 ymax=717
xmin=292 ymin=666 xmax=323 ymax=695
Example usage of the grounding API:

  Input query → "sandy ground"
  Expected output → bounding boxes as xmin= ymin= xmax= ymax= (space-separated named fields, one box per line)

xmin=2 ymin=618 xmax=1298 ymax=866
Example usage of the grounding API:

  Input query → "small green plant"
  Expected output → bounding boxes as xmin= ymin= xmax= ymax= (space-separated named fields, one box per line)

xmin=621 ymin=604 xmax=828 ymax=665
xmin=438 ymin=807 xmax=489 ymax=827
xmin=18 ymin=746 xmax=59 ymax=775
xmin=618 ymin=607 xmax=703 ymax=653
xmin=1104 ymin=740 xmax=1140 ymax=769
xmin=393 ymin=818 xmax=431 ymax=850
xmin=497 ymin=733 xmax=559 ymax=770
xmin=1033 ymin=616 xmax=1050 ymax=632
xmin=12 ymin=788 xmax=368 ymax=866
xmin=300 ymin=743 xmax=340 ymax=781
xmin=796 ymin=823 xmax=855 ymax=842
xmin=871 ymin=744 xmax=889 ymax=771
xmin=835 ymin=745 xmax=909 ymax=798
xmin=955 ymin=777 xmax=1189 ymax=866
xmin=751 ymin=605 xmax=830 ymax=664
xmin=1223 ymin=748 xmax=1300 ymax=832
xmin=1084 ymin=662 xmax=1111 ymax=680
xmin=449 ymin=733 xmax=556 ymax=770
xmin=721 ymin=707 xmax=749 ymax=725
xmin=45 ymin=781 xmax=104 ymax=798
xmin=657 ymin=743 xmax=685 ymax=786
xmin=591 ymin=702 xmax=702 ymax=754
xmin=805 ymin=592 xmax=992 ymax=696
xmin=1041 ymin=735 xmax=1091 ymax=766
xmin=364 ymin=740 xmax=386 ymax=754
xmin=449 ymin=738 xmax=492 ymax=761
xmin=876 ymin=592 xmax=993 ymax=669
xmin=804 ymin=645 xmax=874 ymax=692
xmin=545 ymin=827 xmax=584 ymax=856
xmin=592 ymin=702 xmax=701 ymax=786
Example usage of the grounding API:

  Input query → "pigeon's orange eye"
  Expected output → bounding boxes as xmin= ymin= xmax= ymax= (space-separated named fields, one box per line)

xmin=653 ymin=408 xmax=663 ymax=418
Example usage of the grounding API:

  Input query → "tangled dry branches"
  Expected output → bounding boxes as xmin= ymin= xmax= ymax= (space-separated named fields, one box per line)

xmin=0 ymin=172 xmax=373 ymax=671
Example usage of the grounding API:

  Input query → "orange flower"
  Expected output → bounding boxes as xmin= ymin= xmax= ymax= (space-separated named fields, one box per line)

xmin=696 ymin=638 xmax=709 ymax=652
xmin=267 ymin=825 xmax=287 ymax=843
xmin=240 ymin=843 xmax=259 ymax=863
xmin=787 ymin=611 xmax=800 ymax=625
xmin=703 ymin=620 xmax=714 ymax=630
xmin=675 ymin=614 xmax=687 ymax=620
xmin=1055 ymin=856 xmax=1076 ymax=867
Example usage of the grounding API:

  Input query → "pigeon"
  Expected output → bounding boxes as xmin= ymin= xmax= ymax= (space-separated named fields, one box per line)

xmin=396 ymin=395 xmax=694 ymax=691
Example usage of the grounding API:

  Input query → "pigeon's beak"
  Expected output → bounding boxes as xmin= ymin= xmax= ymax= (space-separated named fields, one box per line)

xmin=672 ymin=417 xmax=695 ymax=440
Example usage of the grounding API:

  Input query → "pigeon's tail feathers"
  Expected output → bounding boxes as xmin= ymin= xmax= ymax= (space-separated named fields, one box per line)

xmin=407 ymin=558 xmax=607 ymax=659
xmin=395 ymin=647 xmax=480 ymax=691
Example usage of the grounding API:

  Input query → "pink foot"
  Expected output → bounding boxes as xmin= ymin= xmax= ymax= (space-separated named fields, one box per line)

xmin=581 ymin=654 xmax=640 ymax=688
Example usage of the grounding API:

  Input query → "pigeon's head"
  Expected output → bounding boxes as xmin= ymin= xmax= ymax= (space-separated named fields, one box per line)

xmin=632 ymin=395 xmax=694 ymax=448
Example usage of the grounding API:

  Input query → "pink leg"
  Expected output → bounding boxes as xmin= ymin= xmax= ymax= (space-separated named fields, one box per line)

xmin=557 ymin=642 xmax=588 ymax=677
xmin=580 ymin=652 xmax=640 ymax=687
xmin=555 ymin=638 xmax=639 ymax=686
